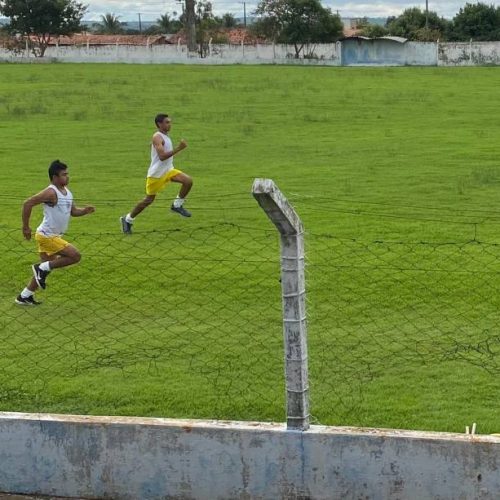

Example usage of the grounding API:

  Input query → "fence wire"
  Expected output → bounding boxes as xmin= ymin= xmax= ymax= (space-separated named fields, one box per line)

xmin=2 ymin=196 xmax=500 ymax=427
xmin=0 ymin=222 xmax=285 ymax=421
xmin=306 ymin=233 xmax=500 ymax=423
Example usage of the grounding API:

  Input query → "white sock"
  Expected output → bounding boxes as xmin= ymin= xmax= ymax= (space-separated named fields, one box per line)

xmin=39 ymin=261 xmax=51 ymax=272
xmin=173 ymin=197 xmax=185 ymax=208
xmin=125 ymin=213 xmax=135 ymax=224
xmin=21 ymin=288 xmax=34 ymax=298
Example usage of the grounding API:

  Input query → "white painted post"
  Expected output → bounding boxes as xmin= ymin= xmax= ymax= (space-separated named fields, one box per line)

xmin=252 ymin=178 xmax=310 ymax=431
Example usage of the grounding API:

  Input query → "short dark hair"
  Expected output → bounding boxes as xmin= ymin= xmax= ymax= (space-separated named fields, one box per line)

xmin=48 ymin=160 xmax=68 ymax=180
xmin=155 ymin=113 xmax=169 ymax=127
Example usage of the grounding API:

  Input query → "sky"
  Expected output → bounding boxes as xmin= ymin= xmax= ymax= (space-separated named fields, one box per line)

xmin=82 ymin=0 xmax=500 ymax=21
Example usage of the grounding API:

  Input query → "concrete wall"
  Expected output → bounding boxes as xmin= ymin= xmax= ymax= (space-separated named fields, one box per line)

xmin=438 ymin=41 xmax=500 ymax=66
xmin=1 ymin=412 xmax=500 ymax=499
xmin=1 ymin=41 xmax=500 ymax=66
xmin=0 ymin=43 xmax=341 ymax=66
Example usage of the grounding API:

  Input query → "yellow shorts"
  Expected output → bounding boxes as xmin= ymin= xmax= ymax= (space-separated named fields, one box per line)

xmin=146 ymin=169 xmax=183 ymax=195
xmin=35 ymin=233 xmax=70 ymax=256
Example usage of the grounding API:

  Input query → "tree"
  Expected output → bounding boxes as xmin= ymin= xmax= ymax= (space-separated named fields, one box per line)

xmin=96 ymin=13 xmax=123 ymax=34
xmin=195 ymin=0 xmax=220 ymax=55
xmin=449 ymin=3 xmax=500 ymax=41
xmin=357 ymin=18 xmax=389 ymax=38
xmin=157 ymin=13 xmax=172 ymax=33
xmin=145 ymin=14 xmax=182 ymax=35
xmin=253 ymin=0 xmax=343 ymax=58
xmin=0 ymin=0 xmax=87 ymax=57
xmin=221 ymin=13 xmax=237 ymax=28
xmin=386 ymin=7 xmax=451 ymax=41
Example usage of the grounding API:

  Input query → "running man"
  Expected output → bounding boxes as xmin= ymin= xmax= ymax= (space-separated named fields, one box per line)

xmin=15 ymin=160 xmax=95 ymax=305
xmin=120 ymin=113 xmax=193 ymax=234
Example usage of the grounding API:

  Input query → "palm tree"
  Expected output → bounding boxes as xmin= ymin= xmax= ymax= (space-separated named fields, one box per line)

xmin=98 ymin=13 xmax=123 ymax=34
xmin=156 ymin=13 xmax=172 ymax=33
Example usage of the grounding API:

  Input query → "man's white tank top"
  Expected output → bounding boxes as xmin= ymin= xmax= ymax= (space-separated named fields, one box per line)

xmin=36 ymin=185 xmax=73 ymax=237
xmin=147 ymin=131 xmax=174 ymax=178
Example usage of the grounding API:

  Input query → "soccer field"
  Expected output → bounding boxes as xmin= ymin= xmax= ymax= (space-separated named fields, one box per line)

xmin=1 ymin=64 xmax=500 ymax=433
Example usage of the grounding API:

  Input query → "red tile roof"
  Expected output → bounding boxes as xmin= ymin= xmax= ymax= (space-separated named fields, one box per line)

xmin=163 ymin=28 xmax=264 ymax=46
xmin=41 ymin=34 xmax=173 ymax=46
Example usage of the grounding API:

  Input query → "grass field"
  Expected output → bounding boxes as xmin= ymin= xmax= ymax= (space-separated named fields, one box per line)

xmin=1 ymin=64 xmax=500 ymax=433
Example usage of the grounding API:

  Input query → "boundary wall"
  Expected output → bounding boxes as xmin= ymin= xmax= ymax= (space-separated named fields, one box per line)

xmin=1 ymin=412 xmax=500 ymax=499
xmin=0 ymin=43 xmax=341 ymax=65
xmin=1 ymin=41 xmax=500 ymax=65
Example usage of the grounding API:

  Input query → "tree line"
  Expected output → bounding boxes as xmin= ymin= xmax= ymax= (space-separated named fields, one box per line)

xmin=360 ymin=3 xmax=500 ymax=42
xmin=1 ymin=0 xmax=500 ymax=58
xmin=92 ymin=7 xmax=241 ymax=37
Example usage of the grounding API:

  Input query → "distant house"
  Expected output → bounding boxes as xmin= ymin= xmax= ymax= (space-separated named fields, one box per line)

xmin=44 ymin=34 xmax=174 ymax=47
xmin=41 ymin=30 xmax=262 ymax=47
xmin=341 ymin=17 xmax=388 ymax=38
xmin=168 ymin=28 xmax=263 ymax=46
xmin=226 ymin=28 xmax=263 ymax=45
xmin=341 ymin=18 xmax=363 ymax=37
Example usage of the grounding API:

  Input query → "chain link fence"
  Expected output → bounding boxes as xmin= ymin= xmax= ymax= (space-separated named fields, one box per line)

xmin=1 ymin=220 xmax=285 ymax=421
xmin=2 ymin=185 xmax=500 ymax=429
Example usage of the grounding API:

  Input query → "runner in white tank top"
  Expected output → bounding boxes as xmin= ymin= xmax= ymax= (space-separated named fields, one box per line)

xmin=147 ymin=131 xmax=174 ymax=178
xmin=120 ymin=113 xmax=194 ymax=234
xmin=36 ymin=184 xmax=73 ymax=237
xmin=15 ymin=160 xmax=95 ymax=306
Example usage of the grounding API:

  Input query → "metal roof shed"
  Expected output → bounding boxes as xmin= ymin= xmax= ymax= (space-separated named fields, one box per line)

xmin=340 ymin=36 xmax=409 ymax=66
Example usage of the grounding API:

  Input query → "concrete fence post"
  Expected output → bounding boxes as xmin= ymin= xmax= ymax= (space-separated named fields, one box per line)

xmin=252 ymin=178 xmax=310 ymax=431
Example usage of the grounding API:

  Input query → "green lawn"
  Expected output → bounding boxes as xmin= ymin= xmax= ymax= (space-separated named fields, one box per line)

xmin=1 ymin=64 xmax=500 ymax=433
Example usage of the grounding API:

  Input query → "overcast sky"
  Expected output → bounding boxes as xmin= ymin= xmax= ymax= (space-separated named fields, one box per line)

xmin=83 ymin=0 xmax=500 ymax=21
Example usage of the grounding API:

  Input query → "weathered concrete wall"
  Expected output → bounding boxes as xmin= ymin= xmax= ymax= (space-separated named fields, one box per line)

xmin=0 ymin=43 xmax=341 ymax=65
xmin=1 ymin=412 xmax=500 ymax=499
xmin=438 ymin=41 xmax=500 ymax=66
xmin=405 ymin=41 xmax=438 ymax=65
xmin=2 ymin=41 xmax=500 ymax=66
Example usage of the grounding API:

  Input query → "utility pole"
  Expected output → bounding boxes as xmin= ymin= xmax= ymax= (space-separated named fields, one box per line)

xmin=241 ymin=2 xmax=247 ymax=27
xmin=425 ymin=0 xmax=429 ymax=28
xmin=138 ymin=13 xmax=142 ymax=34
